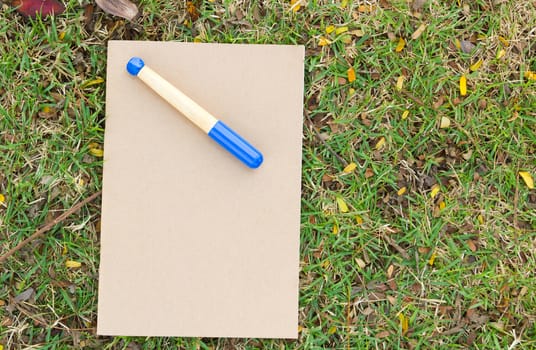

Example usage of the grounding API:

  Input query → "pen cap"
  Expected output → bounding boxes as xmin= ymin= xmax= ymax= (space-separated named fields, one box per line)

xmin=208 ymin=121 xmax=263 ymax=169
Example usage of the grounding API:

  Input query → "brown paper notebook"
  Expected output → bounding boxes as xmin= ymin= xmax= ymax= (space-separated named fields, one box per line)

xmin=98 ymin=41 xmax=304 ymax=338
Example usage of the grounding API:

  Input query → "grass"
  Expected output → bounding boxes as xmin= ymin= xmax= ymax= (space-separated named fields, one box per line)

xmin=1 ymin=0 xmax=535 ymax=348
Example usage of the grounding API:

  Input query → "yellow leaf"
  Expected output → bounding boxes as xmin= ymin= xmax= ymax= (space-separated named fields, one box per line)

xmin=328 ymin=325 xmax=337 ymax=334
xmin=335 ymin=26 xmax=348 ymax=35
xmin=343 ymin=162 xmax=357 ymax=173
xmin=193 ymin=36 xmax=203 ymax=43
xmin=325 ymin=25 xmax=335 ymax=34
xmin=439 ymin=201 xmax=446 ymax=210
xmin=525 ymin=71 xmax=536 ymax=81
xmin=65 ymin=260 xmax=82 ymax=268
xmin=395 ymin=37 xmax=406 ymax=52
xmin=290 ymin=0 xmax=301 ymax=12
xmin=454 ymin=39 xmax=461 ymax=49
xmin=355 ymin=215 xmax=363 ymax=225
xmin=375 ymin=137 xmax=386 ymax=150
xmin=470 ymin=59 xmax=483 ymax=72
xmin=340 ymin=0 xmax=348 ymax=8
xmin=0 ymin=194 xmax=5 ymax=204
xmin=440 ymin=116 xmax=451 ymax=129
xmin=336 ymin=196 xmax=349 ymax=213
xmin=477 ymin=214 xmax=484 ymax=224
xmin=62 ymin=245 xmax=68 ymax=255
xmin=460 ymin=75 xmax=467 ymax=96
xmin=0 ymin=300 xmax=5 ymax=307
xmin=396 ymin=75 xmax=404 ymax=91
xmin=497 ymin=49 xmax=506 ymax=59
xmin=358 ymin=4 xmax=375 ymax=12
xmin=347 ymin=67 xmax=356 ymax=83
xmin=348 ymin=88 xmax=356 ymax=95
xmin=402 ymin=110 xmax=409 ymax=120
xmin=398 ymin=313 xmax=409 ymax=334
xmin=322 ymin=259 xmax=331 ymax=268
xmin=81 ymin=77 xmax=105 ymax=89
xmin=519 ymin=171 xmax=534 ymax=189
xmin=349 ymin=29 xmax=364 ymax=37
xmin=332 ymin=222 xmax=339 ymax=235
xmin=298 ymin=325 xmax=304 ymax=333
xmin=58 ymin=31 xmax=66 ymax=41
xmin=318 ymin=36 xmax=331 ymax=46
xmin=411 ymin=23 xmax=427 ymax=40
xmin=498 ymin=36 xmax=509 ymax=47
xmin=397 ymin=187 xmax=407 ymax=196
xmin=428 ymin=251 xmax=437 ymax=266
xmin=89 ymin=143 xmax=104 ymax=157
xmin=0 ymin=344 xmax=3 ymax=350
xmin=430 ymin=184 xmax=440 ymax=198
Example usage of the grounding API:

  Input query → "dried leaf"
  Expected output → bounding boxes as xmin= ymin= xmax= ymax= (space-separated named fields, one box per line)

xmin=402 ymin=110 xmax=409 ymax=120
xmin=460 ymin=75 xmax=467 ymax=96
xmin=430 ymin=184 xmax=440 ymax=198
xmin=65 ymin=260 xmax=82 ymax=268
xmin=411 ymin=24 xmax=427 ymax=40
xmin=355 ymin=258 xmax=366 ymax=269
xmin=375 ymin=137 xmax=386 ymax=150
xmin=347 ymin=67 xmax=356 ymax=83
xmin=81 ymin=77 xmax=105 ymax=89
xmin=358 ymin=5 xmax=375 ymax=12
xmin=340 ymin=0 xmax=348 ymax=8
xmin=470 ymin=59 xmax=483 ymax=72
xmin=13 ymin=0 xmax=65 ymax=18
xmin=328 ymin=325 xmax=337 ymax=334
xmin=318 ymin=36 xmax=331 ymax=46
xmin=467 ymin=239 xmax=477 ymax=252
xmin=336 ymin=196 xmax=349 ymax=213
xmin=95 ymin=0 xmax=139 ymax=21
xmin=332 ymin=222 xmax=339 ymax=235
xmin=325 ymin=25 xmax=335 ymax=34
xmin=460 ymin=40 xmax=475 ymax=54
xmin=396 ymin=75 xmax=404 ymax=91
xmin=349 ymin=29 xmax=364 ymax=37
xmin=0 ymin=194 xmax=5 ymax=204
xmin=355 ymin=215 xmax=363 ymax=225
xmin=365 ymin=168 xmax=374 ymax=178
xmin=89 ymin=143 xmax=104 ymax=157
xmin=497 ymin=49 xmax=506 ymax=59
xmin=395 ymin=37 xmax=406 ymax=52
xmin=343 ymin=162 xmax=357 ymax=173
xmin=387 ymin=264 xmax=395 ymax=278
xmin=519 ymin=171 xmax=534 ymax=189
xmin=428 ymin=251 xmax=437 ymax=266
xmin=440 ymin=116 xmax=451 ymax=129
xmin=290 ymin=0 xmax=301 ymax=12
xmin=412 ymin=0 xmax=426 ymax=11
xmin=377 ymin=330 xmax=391 ymax=338
xmin=498 ymin=36 xmax=509 ymax=47
xmin=477 ymin=214 xmax=484 ymax=225
xmin=335 ymin=26 xmax=348 ymax=35
xmin=398 ymin=313 xmax=409 ymax=334
xmin=397 ymin=187 xmax=407 ymax=196
xmin=14 ymin=288 xmax=35 ymax=303
xmin=439 ymin=201 xmax=446 ymax=210
xmin=524 ymin=71 xmax=536 ymax=81
xmin=186 ymin=1 xmax=199 ymax=20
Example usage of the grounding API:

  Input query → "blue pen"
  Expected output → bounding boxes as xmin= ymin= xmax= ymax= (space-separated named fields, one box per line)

xmin=126 ymin=57 xmax=263 ymax=169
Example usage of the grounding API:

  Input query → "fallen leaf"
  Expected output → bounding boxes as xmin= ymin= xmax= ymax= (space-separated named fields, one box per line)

xmin=336 ymin=196 xmax=349 ymax=213
xmin=347 ymin=67 xmax=356 ymax=83
xmin=355 ymin=258 xmax=366 ymax=269
xmin=397 ymin=187 xmax=407 ymax=196
xmin=0 ymin=300 xmax=5 ymax=306
xmin=325 ymin=25 xmax=335 ymax=34
xmin=411 ymin=24 xmax=427 ymax=40
xmin=0 ymin=194 xmax=5 ymax=204
xmin=375 ymin=137 xmax=386 ymax=150
xmin=365 ymin=168 xmax=374 ymax=178
xmin=355 ymin=215 xmax=363 ymax=225
xmin=340 ymin=0 xmax=348 ymax=8
xmin=524 ymin=71 xmax=536 ymax=81
xmin=496 ymin=49 xmax=506 ymax=59
xmin=398 ymin=313 xmax=409 ymax=334
xmin=440 ymin=116 xmax=451 ymax=128
xmin=430 ymin=184 xmax=440 ymax=198
xmin=470 ymin=59 xmax=483 ymax=72
xmin=328 ymin=325 xmax=337 ymax=334
xmin=377 ymin=330 xmax=391 ymax=338
xmin=519 ymin=171 xmax=534 ymax=189
xmin=95 ymin=0 xmax=138 ymax=21
xmin=460 ymin=75 xmax=467 ymax=96
xmin=335 ymin=26 xmax=348 ymax=35
xmin=65 ymin=260 xmax=82 ymax=268
xmin=81 ymin=77 xmax=104 ymax=89
xmin=460 ymin=40 xmax=475 ymax=53
xmin=498 ymin=36 xmax=509 ymax=47
xmin=387 ymin=264 xmax=395 ymax=278
xmin=13 ymin=0 xmax=65 ymax=18
xmin=412 ymin=0 xmax=426 ymax=11
xmin=439 ymin=201 xmax=446 ymax=210
xmin=467 ymin=239 xmax=477 ymax=252
xmin=428 ymin=251 xmax=437 ymax=266
xmin=477 ymin=214 xmax=484 ymax=225
xmin=358 ymin=4 xmax=375 ymax=12
xmin=332 ymin=222 xmax=339 ymax=235
xmin=318 ymin=36 xmax=331 ymax=46
xmin=186 ymin=1 xmax=199 ymax=20
xmin=343 ymin=162 xmax=357 ymax=173
xmin=349 ymin=29 xmax=364 ymax=37
xmin=395 ymin=37 xmax=406 ymax=52
xmin=14 ymin=288 xmax=34 ymax=303
xmin=396 ymin=75 xmax=404 ymax=91
xmin=89 ymin=143 xmax=104 ymax=157
xmin=290 ymin=0 xmax=301 ymax=12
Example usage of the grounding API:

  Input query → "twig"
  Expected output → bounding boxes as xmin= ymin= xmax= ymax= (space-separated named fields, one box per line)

xmin=0 ymin=191 xmax=102 ymax=264
xmin=380 ymin=232 xmax=410 ymax=259
xmin=304 ymin=115 xmax=348 ymax=167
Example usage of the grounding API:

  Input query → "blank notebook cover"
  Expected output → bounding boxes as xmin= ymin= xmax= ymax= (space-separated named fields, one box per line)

xmin=98 ymin=41 xmax=304 ymax=338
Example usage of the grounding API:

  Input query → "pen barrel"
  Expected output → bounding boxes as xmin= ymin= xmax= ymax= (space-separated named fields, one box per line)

xmin=127 ymin=57 xmax=263 ymax=168
xmin=136 ymin=66 xmax=218 ymax=133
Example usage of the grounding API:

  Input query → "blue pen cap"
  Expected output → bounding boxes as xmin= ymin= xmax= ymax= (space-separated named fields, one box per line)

xmin=127 ymin=57 xmax=145 ymax=76
xmin=208 ymin=121 xmax=263 ymax=169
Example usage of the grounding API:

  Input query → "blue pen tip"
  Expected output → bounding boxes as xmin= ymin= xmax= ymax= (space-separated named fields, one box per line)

xmin=127 ymin=57 xmax=145 ymax=76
